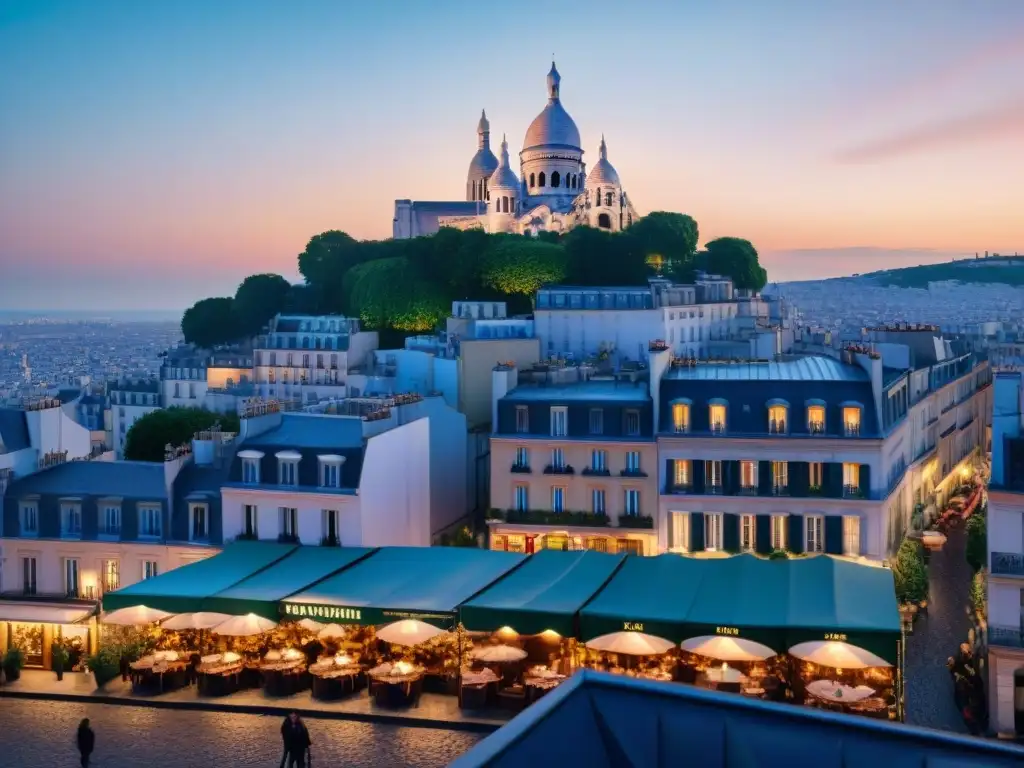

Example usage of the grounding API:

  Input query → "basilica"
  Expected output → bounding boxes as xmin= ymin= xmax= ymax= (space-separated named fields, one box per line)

xmin=393 ymin=63 xmax=640 ymax=239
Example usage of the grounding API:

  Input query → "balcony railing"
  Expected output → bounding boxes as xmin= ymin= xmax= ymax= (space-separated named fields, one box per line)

xmin=843 ymin=423 xmax=861 ymax=437
xmin=320 ymin=534 xmax=341 ymax=547
xmin=771 ymin=485 xmax=789 ymax=497
xmin=672 ymin=424 xmax=690 ymax=434
xmin=617 ymin=515 xmax=655 ymax=530
xmin=544 ymin=465 xmax=575 ymax=475
xmin=705 ymin=484 xmax=724 ymax=495
xmin=487 ymin=508 xmax=610 ymax=527
xmin=620 ymin=468 xmax=648 ymax=478
xmin=768 ymin=420 xmax=787 ymax=435
xmin=510 ymin=464 xmax=532 ymax=474
xmin=710 ymin=423 xmax=726 ymax=435
xmin=991 ymin=551 xmax=1024 ymax=577
xmin=843 ymin=484 xmax=864 ymax=499
xmin=667 ymin=483 xmax=693 ymax=494
xmin=988 ymin=624 xmax=1024 ymax=648
xmin=808 ymin=422 xmax=825 ymax=435
xmin=582 ymin=467 xmax=611 ymax=476
xmin=738 ymin=485 xmax=758 ymax=496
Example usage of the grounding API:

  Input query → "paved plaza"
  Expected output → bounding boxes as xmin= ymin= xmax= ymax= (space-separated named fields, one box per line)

xmin=0 ymin=698 xmax=481 ymax=767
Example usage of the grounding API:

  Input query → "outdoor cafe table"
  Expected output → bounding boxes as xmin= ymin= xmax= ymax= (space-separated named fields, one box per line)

xmin=805 ymin=680 xmax=874 ymax=704
xmin=130 ymin=658 xmax=189 ymax=695
xmin=309 ymin=661 xmax=364 ymax=701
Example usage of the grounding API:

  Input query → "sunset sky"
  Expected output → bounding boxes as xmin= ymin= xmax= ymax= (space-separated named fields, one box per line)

xmin=1 ymin=0 xmax=1022 ymax=311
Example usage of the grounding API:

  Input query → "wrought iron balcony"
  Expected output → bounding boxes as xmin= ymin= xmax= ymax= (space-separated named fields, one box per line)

xmin=510 ymin=463 xmax=532 ymax=474
xmin=768 ymin=419 xmax=787 ymax=435
xmin=843 ymin=484 xmax=864 ymax=499
xmin=843 ymin=423 xmax=861 ymax=437
xmin=667 ymin=483 xmax=693 ymax=494
xmin=710 ymin=423 xmax=727 ymax=435
xmin=808 ymin=422 xmax=825 ymax=435
xmin=738 ymin=486 xmax=758 ymax=496
xmin=991 ymin=551 xmax=1024 ymax=577
xmin=544 ymin=465 xmax=575 ymax=475
xmin=705 ymin=484 xmax=724 ymax=495
xmin=771 ymin=485 xmax=789 ymax=497
xmin=582 ymin=467 xmax=611 ymax=476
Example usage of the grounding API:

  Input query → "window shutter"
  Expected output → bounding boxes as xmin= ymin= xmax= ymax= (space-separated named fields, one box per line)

xmin=690 ymin=512 xmax=705 ymax=552
xmin=825 ymin=516 xmax=844 ymax=554
xmin=692 ymin=460 xmax=705 ymax=494
xmin=787 ymin=514 xmax=804 ymax=554
xmin=758 ymin=461 xmax=772 ymax=495
xmin=859 ymin=464 xmax=871 ymax=499
xmin=723 ymin=461 xmax=738 ymax=495
xmin=789 ymin=462 xmax=809 ymax=498
xmin=723 ymin=513 xmax=739 ymax=552
xmin=664 ymin=459 xmax=673 ymax=493
xmin=825 ymin=463 xmax=843 ymax=497
xmin=755 ymin=515 xmax=771 ymax=554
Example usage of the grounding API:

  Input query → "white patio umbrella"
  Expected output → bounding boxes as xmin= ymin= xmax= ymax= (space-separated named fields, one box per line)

xmin=789 ymin=641 xmax=891 ymax=669
xmin=211 ymin=613 xmax=278 ymax=637
xmin=470 ymin=644 xmax=528 ymax=663
xmin=102 ymin=605 xmax=173 ymax=626
xmin=586 ymin=631 xmax=675 ymax=656
xmin=681 ymin=635 xmax=777 ymax=662
xmin=161 ymin=612 xmax=234 ymax=631
xmin=318 ymin=623 xmax=347 ymax=640
xmin=375 ymin=619 xmax=446 ymax=646
xmin=296 ymin=618 xmax=324 ymax=632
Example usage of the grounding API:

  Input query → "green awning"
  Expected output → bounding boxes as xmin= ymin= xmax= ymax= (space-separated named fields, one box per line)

xmin=682 ymin=555 xmax=792 ymax=650
xmin=580 ymin=554 xmax=901 ymax=664
xmin=579 ymin=555 xmax=705 ymax=643
xmin=203 ymin=546 xmax=376 ymax=620
xmin=460 ymin=550 xmax=625 ymax=636
xmin=102 ymin=541 xmax=296 ymax=614
xmin=784 ymin=556 xmax=902 ymax=664
xmin=281 ymin=546 xmax=525 ymax=629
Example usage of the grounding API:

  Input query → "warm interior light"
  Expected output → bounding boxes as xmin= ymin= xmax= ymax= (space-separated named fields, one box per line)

xmin=539 ymin=629 xmax=561 ymax=641
xmin=497 ymin=626 xmax=519 ymax=638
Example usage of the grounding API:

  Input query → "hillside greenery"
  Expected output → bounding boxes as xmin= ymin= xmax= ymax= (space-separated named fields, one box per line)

xmin=866 ymin=256 xmax=1024 ymax=289
xmin=180 ymin=213 xmax=769 ymax=347
xmin=124 ymin=407 xmax=240 ymax=463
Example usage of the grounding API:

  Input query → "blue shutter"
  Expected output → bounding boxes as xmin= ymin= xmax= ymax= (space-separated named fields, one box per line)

xmin=787 ymin=514 xmax=804 ymax=554
xmin=690 ymin=512 xmax=705 ymax=552
xmin=755 ymin=515 xmax=771 ymax=554
xmin=723 ymin=513 xmax=739 ymax=552
xmin=825 ymin=516 xmax=844 ymax=555
xmin=859 ymin=464 xmax=871 ymax=499
xmin=692 ymin=460 xmax=705 ymax=495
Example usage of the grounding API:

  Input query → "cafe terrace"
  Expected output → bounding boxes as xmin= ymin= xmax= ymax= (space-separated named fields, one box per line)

xmin=100 ymin=542 xmax=903 ymax=715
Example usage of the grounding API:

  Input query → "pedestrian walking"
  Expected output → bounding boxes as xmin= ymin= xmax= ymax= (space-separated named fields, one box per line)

xmin=280 ymin=712 xmax=312 ymax=768
xmin=76 ymin=718 xmax=95 ymax=768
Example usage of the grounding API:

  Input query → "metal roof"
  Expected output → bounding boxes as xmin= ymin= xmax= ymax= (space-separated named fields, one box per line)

xmin=5 ymin=460 xmax=167 ymax=500
xmin=503 ymin=381 xmax=650 ymax=403
xmin=663 ymin=356 xmax=869 ymax=383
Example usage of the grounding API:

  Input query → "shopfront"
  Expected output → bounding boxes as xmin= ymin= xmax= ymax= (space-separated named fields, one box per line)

xmin=0 ymin=602 xmax=97 ymax=670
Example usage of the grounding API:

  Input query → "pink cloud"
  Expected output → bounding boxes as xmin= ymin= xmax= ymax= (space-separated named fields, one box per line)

xmin=835 ymin=100 xmax=1024 ymax=163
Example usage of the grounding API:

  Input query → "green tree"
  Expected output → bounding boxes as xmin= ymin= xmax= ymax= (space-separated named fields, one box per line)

xmin=181 ymin=297 xmax=239 ymax=348
xmin=626 ymin=211 xmax=699 ymax=279
xmin=233 ymin=273 xmax=292 ymax=336
xmin=482 ymin=238 xmax=567 ymax=305
xmin=345 ymin=256 xmax=447 ymax=332
xmin=892 ymin=539 xmax=929 ymax=603
xmin=296 ymin=231 xmax=365 ymax=313
xmin=965 ymin=515 xmax=986 ymax=572
xmin=563 ymin=226 xmax=647 ymax=286
xmin=702 ymin=237 xmax=768 ymax=291
xmin=124 ymin=407 xmax=241 ymax=462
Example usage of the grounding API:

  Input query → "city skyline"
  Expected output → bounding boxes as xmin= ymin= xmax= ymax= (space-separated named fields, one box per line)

xmin=1 ymin=0 xmax=1022 ymax=311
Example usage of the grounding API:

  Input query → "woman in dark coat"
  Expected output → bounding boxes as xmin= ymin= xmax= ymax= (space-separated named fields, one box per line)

xmin=77 ymin=718 xmax=95 ymax=767
xmin=281 ymin=712 xmax=312 ymax=768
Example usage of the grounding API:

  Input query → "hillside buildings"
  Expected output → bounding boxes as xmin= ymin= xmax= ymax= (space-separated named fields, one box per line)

xmin=488 ymin=324 xmax=990 ymax=560
xmin=987 ymin=370 xmax=1024 ymax=735
xmin=394 ymin=63 xmax=639 ymax=239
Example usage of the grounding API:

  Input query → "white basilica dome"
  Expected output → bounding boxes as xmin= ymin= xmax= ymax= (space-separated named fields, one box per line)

xmin=522 ymin=62 xmax=582 ymax=150
xmin=586 ymin=136 xmax=620 ymax=187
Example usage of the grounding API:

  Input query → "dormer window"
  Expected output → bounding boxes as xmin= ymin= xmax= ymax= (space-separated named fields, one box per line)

xmin=767 ymin=402 xmax=788 ymax=434
xmin=276 ymin=450 xmax=301 ymax=486
xmin=671 ymin=401 xmax=691 ymax=433
xmin=842 ymin=405 xmax=862 ymax=437
xmin=238 ymin=450 xmax=264 ymax=484
xmin=807 ymin=403 xmax=826 ymax=434
xmin=318 ymin=454 xmax=346 ymax=489
xmin=19 ymin=501 xmax=39 ymax=536
xmin=709 ymin=401 xmax=727 ymax=434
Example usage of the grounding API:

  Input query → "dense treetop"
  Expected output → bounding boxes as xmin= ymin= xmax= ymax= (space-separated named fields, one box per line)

xmin=180 ymin=212 xmax=768 ymax=347
xmin=124 ymin=407 xmax=241 ymax=463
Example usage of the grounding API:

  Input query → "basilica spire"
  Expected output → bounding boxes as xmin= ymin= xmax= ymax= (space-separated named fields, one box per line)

xmin=547 ymin=61 xmax=561 ymax=101
xmin=477 ymin=109 xmax=491 ymax=150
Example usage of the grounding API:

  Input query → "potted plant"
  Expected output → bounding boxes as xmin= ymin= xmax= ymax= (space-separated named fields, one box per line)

xmin=2 ymin=648 xmax=25 ymax=683
xmin=85 ymin=646 xmax=121 ymax=689
xmin=52 ymin=642 xmax=69 ymax=681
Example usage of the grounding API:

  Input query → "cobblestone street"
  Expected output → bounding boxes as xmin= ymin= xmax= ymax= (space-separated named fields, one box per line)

xmin=904 ymin=525 xmax=973 ymax=732
xmin=0 ymin=699 xmax=481 ymax=767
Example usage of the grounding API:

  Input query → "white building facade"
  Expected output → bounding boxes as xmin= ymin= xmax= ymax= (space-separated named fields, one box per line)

xmin=394 ymin=63 xmax=639 ymax=239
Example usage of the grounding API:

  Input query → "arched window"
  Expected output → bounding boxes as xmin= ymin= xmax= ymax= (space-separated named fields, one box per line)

xmin=570 ymin=174 xmax=576 ymax=189
xmin=598 ymin=213 xmax=612 ymax=229
xmin=538 ymin=172 xmax=546 ymax=187
xmin=605 ymin=192 xmax=613 ymax=206
xmin=596 ymin=187 xmax=602 ymax=204
xmin=551 ymin=171 xmax=560 ymax=188
xmin=529 ymin=173 xmax=535 ymax=188
xmin=502 ymin=196 xmax=509 ymax=213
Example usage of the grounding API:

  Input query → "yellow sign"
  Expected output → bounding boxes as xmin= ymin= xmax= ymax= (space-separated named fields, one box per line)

xmin=623 ymin=622 xmax=644 ymax=632
xmin=824 ymin=632 xmax=848 ymax=642
xmin=715 ymin=626 xmax=739 ymax=636
xmin=282 ymin=603 xmax=362 ymax=621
